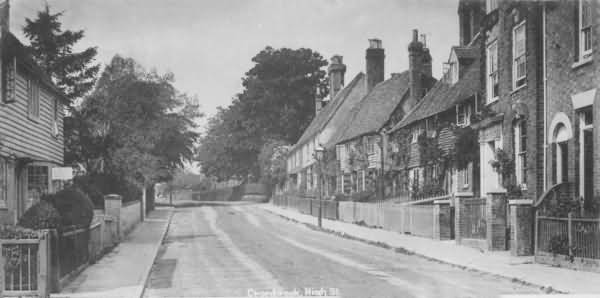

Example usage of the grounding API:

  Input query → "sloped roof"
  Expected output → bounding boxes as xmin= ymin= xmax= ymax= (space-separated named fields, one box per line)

xmin=2 ymin=32 xmax=69 ymax=104
xmin=337 ymin=71 xmax=411 ymax=143
xmin=390 ymin=60 xmax=480 ymax=132
xmin=292 ymin=72 xmax=366 ymax=150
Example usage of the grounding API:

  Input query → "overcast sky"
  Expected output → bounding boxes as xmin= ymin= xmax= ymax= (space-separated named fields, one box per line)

xmin=11 ymin=0 xmax=459 ymax=128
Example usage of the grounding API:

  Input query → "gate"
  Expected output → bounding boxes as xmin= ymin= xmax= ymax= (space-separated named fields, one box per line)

xmin=461 ymin=198 xmax=487 ymax=239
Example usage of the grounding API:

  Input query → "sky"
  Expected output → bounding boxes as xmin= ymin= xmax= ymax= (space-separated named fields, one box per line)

xmin=10 ymin=0 xmax=459 ymax=129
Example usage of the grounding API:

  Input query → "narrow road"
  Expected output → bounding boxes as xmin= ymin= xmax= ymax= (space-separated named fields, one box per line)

xmin=144 ymin=203 xmax=541 ymax=298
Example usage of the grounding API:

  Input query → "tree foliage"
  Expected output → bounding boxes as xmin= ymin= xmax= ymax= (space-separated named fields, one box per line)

xmin=70 ymin=55 xmax=202 ymax=187
xmin=258 ymin=139 xmax=290 ymax=188
xmin=23 ymin=4 xmax=100 ymax=101
xmin=197 ymin=46 xmax=329 ymax=181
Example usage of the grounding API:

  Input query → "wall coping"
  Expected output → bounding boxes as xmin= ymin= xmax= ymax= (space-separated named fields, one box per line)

xmin=454 ymin=192 xmax=474 ymax=198
xmin=104 ymin=194 xmax=123 ymax=201
xmin=486 ymin=189 xmax=507 ymax=195
xmin=122 ymin=200 xmax=141 ymax=207
xmin=509 ymin=199 xmax=533 ymax=205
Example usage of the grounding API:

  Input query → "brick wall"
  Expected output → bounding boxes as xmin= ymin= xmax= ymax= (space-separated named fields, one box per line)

xmin=545 ymin=0 xmax=600 ymax=197
xmin=479 ymin=2 xmax=544 ymax=201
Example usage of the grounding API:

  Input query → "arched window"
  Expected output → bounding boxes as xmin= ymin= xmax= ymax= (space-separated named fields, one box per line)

xmin=553 ymin=124 xmax=570 ymax=184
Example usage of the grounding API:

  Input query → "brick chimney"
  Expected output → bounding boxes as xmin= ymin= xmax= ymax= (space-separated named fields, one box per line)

xmin=408 ymin=29 xmax=431 ymax=102
xmin=0 ymin=0 xmax=9 ymax=33
xmin=328 ymin=55 xmax=346 ymax=101
xmin=366 ymin=38 xmax=385 ymax=92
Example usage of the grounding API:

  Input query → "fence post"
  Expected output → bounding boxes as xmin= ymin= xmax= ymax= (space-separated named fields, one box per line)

xmin=568 ymin=212 xmax=573 ymax=256
xmin=0 ymin=241 xmax=4 ymax=298
xmin=533 ymin=210 xmax=538 ymax=254
xmin=39 ymin=231 xmax=49 ymax=298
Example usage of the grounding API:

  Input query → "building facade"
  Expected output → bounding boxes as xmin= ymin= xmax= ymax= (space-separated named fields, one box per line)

xmin=0 ymin=4 xmax=67 ymax=224
xmin=544 ymin=0 xmax=599 ymax=208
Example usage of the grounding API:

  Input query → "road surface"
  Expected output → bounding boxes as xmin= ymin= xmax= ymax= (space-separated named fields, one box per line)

xmin=144 ymin=202 xmax=541 ymax=298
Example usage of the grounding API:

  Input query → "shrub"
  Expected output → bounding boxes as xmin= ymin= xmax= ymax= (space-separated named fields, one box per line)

xmin=72 ymin=173 xmax=142 ymax=207
xmin=333 ymin=193 xmax=350 ymax=201
xmin=46 ymin=187 xmax=94 ymax=230
xmin=17 ymin=200 xmax=62 ymax=231
xmin=0 ymin=224 xmax=40 ymax=239
xmin=350 ymin=191 xmax=375 ymax=202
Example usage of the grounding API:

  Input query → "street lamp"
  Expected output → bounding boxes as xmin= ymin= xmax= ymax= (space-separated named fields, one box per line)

xmin=314 ymin=145 xmax=325 ymax=228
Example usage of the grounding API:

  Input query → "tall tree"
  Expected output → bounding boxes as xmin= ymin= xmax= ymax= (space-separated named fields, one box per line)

xmin=23 ymin=4 xmax=100 ymax=101
xmin=76 ymin=55 xmax=201 ymax=187
xmin=197 ymin=46 xmax=328 ymax=181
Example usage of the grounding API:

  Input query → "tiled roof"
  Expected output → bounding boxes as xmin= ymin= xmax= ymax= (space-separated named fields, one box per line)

xmin=390 ymin=60 xmax=480 ymax=132
xmin=336 ymin=71 xmax=411 ymax=143
xmin=292 ymin=72 xmax=366 ymax=150
xmin=2 ymin=32 xmax=69 ymax=103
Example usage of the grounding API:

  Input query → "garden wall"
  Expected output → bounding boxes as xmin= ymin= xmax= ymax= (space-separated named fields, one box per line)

xmin=120 ymin=200 xmax=141 ymax=237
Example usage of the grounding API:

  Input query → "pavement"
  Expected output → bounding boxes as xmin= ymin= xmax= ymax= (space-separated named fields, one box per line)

xmin=144 ymin=203 xmax=543 ymax=298
xmin=51 ymin=207 xmax=173 ymax=298
xmin=260 ymin=203 xmax=600 ymax=294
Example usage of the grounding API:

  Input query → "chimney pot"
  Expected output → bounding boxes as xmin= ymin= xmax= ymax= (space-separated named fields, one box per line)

xmin=366 ymin=38 xmax=385 ymax=92
xmin=369 ymin=38 xmax=382 ymax=49
xmin=328 ymin=55 xmax=346 ymax=100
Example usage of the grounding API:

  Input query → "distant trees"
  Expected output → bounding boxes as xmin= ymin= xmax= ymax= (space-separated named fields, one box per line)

xmin=197 ymin=47 xmax=329 ymax=181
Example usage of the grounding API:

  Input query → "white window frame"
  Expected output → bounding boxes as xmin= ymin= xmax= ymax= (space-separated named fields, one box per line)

xmin=512 ymin=21 xmax=527 ymax=90
xmin=578 ymin=108 xmax=593 ymax=198
xmin=27 ymin=78 xmax=41 ymax=120
xmin=486 ymin=0 xmax=498 ymax=13
xmin=486 ymin=40 xmax=499 ymax=103
xmin=514 ymin=121 xmax=527 ymax=188
xmin=0 ymin=158 xmax=6 ymax=208
xmin=411 ymin=125 xmax=422 ymax=144
xmin=456 ymin=104 xmax=472 ymax=127
xmin=579 ymin=0 xmax=593 ymax=61
xmin=367 ymin=137 xmax=375 ymax=155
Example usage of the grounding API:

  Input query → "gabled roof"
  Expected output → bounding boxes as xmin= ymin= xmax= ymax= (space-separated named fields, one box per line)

xmin=390 ymin=59 xmax=480 ymax=132
xmin=291 ymin=72 xmax=366 ymax=151
xmin=2 ymin=32 xmax=69 ymax=104
xmin=337 ymin=71 xmax=411 ymax=143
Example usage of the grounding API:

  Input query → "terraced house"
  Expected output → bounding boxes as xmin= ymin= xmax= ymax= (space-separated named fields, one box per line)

xmin=0 ymin=3 xmax=67 ymax=224
xmin=387 ymin=43 xmax=481 ymax=202
xmin=335 ymin=33 xmax=435 ymax=198
xmin=286 ymin=53 xmax=367 ymax=197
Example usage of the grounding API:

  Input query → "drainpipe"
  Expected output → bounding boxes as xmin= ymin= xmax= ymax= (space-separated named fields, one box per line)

xmin=542 ymin=3 xmax=548 ymax=191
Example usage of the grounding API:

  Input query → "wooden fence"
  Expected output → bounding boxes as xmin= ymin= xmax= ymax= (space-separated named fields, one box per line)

xmin=537 ymin=214 xmax=600 ymax=260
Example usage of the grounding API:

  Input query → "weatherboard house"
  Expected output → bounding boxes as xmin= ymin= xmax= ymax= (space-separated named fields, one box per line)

xmin=334 ymin=33 xmax=436 ymax=197
xmin=0 ymin=2 xmax=68 ymax=224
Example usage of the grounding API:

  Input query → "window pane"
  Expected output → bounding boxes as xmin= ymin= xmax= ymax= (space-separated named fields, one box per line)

xmin=27 ymin=166 xmax=49 ymax=210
